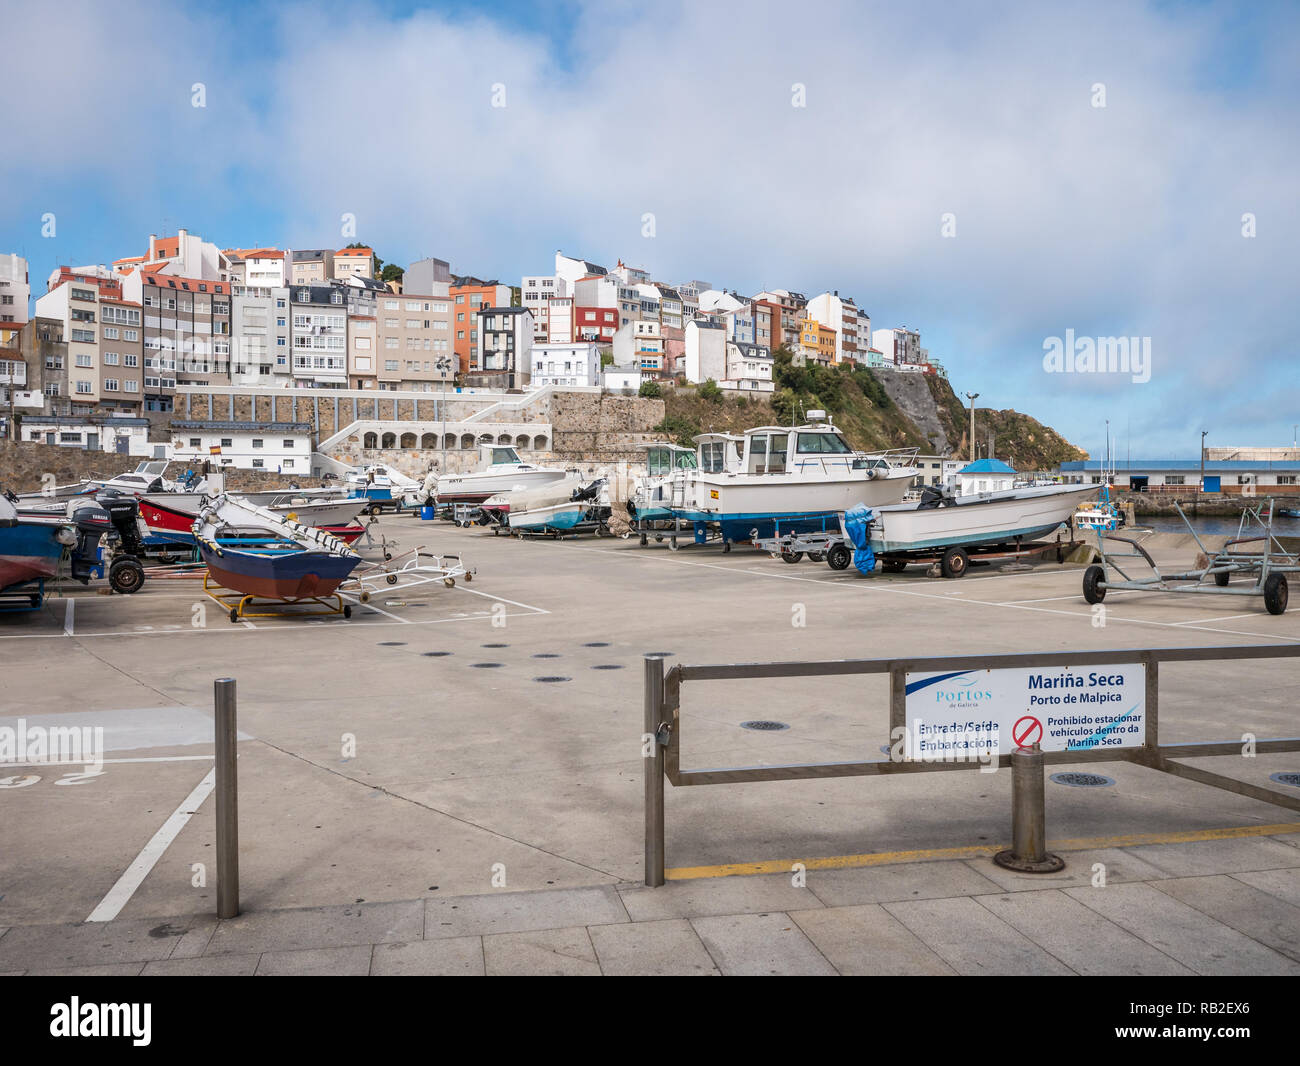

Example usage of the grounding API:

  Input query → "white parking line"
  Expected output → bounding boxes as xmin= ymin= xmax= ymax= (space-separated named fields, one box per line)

xmin=63 ymin=599 xmax=74 ymax=636
xmin=86 ymin=767 xmax=215 ymax=923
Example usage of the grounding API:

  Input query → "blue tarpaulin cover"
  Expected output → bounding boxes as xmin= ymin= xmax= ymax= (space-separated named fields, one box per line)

xmin=844 ymin=504 xmax=876 ymax=575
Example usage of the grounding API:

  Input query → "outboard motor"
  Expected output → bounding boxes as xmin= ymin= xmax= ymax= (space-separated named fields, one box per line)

xmin=62 ymin=491 xmax=147 ymax=593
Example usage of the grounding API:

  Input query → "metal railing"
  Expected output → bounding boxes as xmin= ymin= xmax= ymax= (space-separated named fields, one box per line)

xmin=642 ymin=644 xmax=1300 ymax=886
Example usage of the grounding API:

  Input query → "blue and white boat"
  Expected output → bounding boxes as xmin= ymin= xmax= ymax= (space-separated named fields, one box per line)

xmin=664 ymin=413 xmax=919 ymax=543
xmin=627 ymin=442 xmax=698 ymax=523
xmin=0 ymin=494 xmax=77 ymax=594
xmin=490 ymin=478 xmax=610 ymax=535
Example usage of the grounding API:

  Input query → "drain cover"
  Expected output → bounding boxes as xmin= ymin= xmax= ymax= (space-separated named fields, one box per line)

xmin=1270 ymin=772 xmax=1300 ymax=788
xmin=592 ymin=664 xmax=624 ymax=670
xmin=470 ymin=662 xmax=503 ymax=669
xmin=1050 ymin=772 xmax=1115 ymax=788
xmin=482 ymin=643 xmax=509 ymax=648
xmin=583 ymin=641 xmax=611 ymax=648
xmin=644 ymin=651 xmax=674 ymax=659
xmin=422 ymin=651 xmax=452 ymax=657
xmin=378 ymin=642 xmax=406 ymax=647
xmin=533 ymin=676 xmax=571 ymax=683
xmin=741 ymin=720 xmax=789 ymax=731
xmin=532 ymin=653 xmax=561 ymax=659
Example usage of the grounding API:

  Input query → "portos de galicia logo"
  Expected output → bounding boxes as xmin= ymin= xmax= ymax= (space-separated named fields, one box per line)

xmin=932 ymin=675 xmax=992 ymax=703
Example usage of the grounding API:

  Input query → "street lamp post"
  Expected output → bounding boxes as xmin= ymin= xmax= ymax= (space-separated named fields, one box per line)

xmin=1200 ymin=429 xmax=1208 ymax=495
xmin=964 ymin=392 xmax=979 ymax=462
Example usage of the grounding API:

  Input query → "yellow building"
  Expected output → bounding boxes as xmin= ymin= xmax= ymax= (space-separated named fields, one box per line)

xmin=799 ymin=317 xmax=837 ymax=366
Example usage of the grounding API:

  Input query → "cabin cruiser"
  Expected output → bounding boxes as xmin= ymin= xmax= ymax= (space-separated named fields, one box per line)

xmin=432 ymin=444 xmax=572 ymax=507
xmin=667 ymin=413 xmax=920 ymax=542
xmin=13 ymin=460 xmax=187 ymax=508
xmin=344 ymin=464 xmax=420 ymax=499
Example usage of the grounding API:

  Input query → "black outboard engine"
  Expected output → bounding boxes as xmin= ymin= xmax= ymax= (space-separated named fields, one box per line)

xmin=918 ymin=485 xmax=951 ymax=509
xmin=64 ymin=491 xmax=147 ymax=593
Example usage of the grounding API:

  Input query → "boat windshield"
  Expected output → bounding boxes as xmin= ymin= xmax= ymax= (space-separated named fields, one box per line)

xmin=699 ymin=440 xmax=733 ymax=473
xmin=796 ymin=432 xmax=852 ymax=454
xmin=491 ymin=447 xmax=522 ymax=465
xmin=647 ymin=448 xmax=697 ymax=476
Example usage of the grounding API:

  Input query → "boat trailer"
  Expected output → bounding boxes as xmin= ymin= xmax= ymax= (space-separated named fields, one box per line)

xmin=341 ymin=544 xmax=475 ymax=600
xmin=1082 ymin=499 xmax=1295 ymax=615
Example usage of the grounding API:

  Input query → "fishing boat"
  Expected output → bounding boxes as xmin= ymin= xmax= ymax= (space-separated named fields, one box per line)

xmin=866 ymin=482 xmax=1101 ymax=555
xmin=193 ymin=495 xmax=361 ymax=601
xmin=434 ymin=444 xmax=572 ymax=506
xmin=1278 ymin=507 xmax=1300 ymax=519
xmin=1073 ymin=482 xmax=1125 ymax=532
xmin=666 ymin=413 xmax=920 ymax=542
xmin=0 ymin=494 xmax=77 ymax=594
xmin=627 ymin=442 xmax=698 ymax=523
xmin=13 ymin=460 xmax=183 ymax=507
xmin=139 ymin=493 xmax=369 ymax=546
xmin=485 ymin=478 xmax=610 ymax=535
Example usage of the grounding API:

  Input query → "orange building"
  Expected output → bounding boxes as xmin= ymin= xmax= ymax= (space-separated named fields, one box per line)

xmin=449 ymin=275 xmax=511 ymax=375
xmin=799 ymin=317 xmax=836 ymax=366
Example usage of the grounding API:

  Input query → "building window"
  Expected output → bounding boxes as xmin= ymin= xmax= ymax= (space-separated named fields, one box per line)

xmin=252 ymin=439 xmax=263 ymax=448
xmin=104 ymin=379 xmax=119 ymax=391
xmin=190 ymin=438 xmax=201 ymax=447
xmin=76 ymin=381 xmax=92 ymax=393
xmin=252 ymin=458 xmax=264 ymax=468
xmin=283 ymin=459 xmax=294 ymax=469
xmin=282 ymin=440 xmax=294 ymax=449
xmin=221 ymin=438 xmax=233 ymax=448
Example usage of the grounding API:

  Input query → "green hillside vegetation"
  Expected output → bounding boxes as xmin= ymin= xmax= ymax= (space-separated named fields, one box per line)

xmin=657 ymin=346 xmax=1087 ymax=471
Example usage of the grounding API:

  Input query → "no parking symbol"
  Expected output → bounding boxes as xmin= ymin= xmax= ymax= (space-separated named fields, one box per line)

xmin=1012 ymin=715 xmax=1043 ymax=748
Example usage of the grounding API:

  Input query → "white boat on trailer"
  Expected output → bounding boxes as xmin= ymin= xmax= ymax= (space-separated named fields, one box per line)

xmin=431 ymin=444 xmax=572 ymax=508
xmin=661 ymin=412 xmax=919 ymax=546
xmin=756 ymin=481 xmax=1099 ymax=577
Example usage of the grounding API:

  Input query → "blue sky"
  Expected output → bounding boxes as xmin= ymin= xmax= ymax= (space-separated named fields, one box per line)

xmin=3 ymin=0 xmax=1297 ymax=459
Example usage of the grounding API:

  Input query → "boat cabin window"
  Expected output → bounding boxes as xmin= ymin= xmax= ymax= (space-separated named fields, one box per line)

xmin=699 ymin=440 xmax=732 ymax=473
xmin=647 ymin=448 xmax=695 ymax=476
xmin=796 ymin=432 xmax=851 ymax=454
xmin=746 ymin=433 xmax=788 ymax=473
xmin=491 ymin=447 xmax=521 ymax=465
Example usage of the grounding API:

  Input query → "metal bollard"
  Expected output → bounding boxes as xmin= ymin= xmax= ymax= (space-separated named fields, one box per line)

xmin=993 ymin=742 xmax=1065 ymax=873
xmin=214 ymin=677 xmax=241 ymax=918
xmin=644 ymin=655 xmax=666 ymax=887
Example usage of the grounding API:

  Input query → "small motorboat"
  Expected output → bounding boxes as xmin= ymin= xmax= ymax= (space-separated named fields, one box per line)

xmin=0 ymin=493 xmax=78 ymax=595
xmin=192 ymin=495 xmax=361 ymax=603
xmin=434 ymin=444 xmax=572 ymax=506
xmin=140 ymin=493 xmax=369 ymax=545
xmin=1278 ymin=507 xmax=1300 ymax=519
xmin=490 ymin=477 xmax=611 ymax=535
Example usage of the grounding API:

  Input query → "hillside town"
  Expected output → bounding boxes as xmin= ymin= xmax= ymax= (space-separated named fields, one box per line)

xmin=0 ymin=236 xmax=949 ymax=449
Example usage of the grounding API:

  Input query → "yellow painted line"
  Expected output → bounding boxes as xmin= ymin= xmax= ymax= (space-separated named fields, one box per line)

xmin=664 ymin=821 xmax=1300 ymax=880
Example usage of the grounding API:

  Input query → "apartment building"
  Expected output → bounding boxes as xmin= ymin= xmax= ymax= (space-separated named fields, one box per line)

xmin=291 ymin=250 xmax=335 ymax=285
xmin=0 ymin=253 xmax=29 ymax=322
xmin=227 ymin=249 xmax=287 ymax=290
xmin=404 ymin=257 xmax=451 ymax=296
xmin=574 ymin=305 xmax=618 ymax=342
xmin=873 ymin=326 xmax=925 ymax=367
xmin=468 ymin=306 xmax=533 ymax=389
xmin=450 ymin=276 xmax=511 ymax=375
xmin=17 ymin=317 xmax=68 ymax=414
xmin=531 ymin=341 xmax=601 ymax=387
xmin=112 ymin=229 xmax=228 ymax=282
xmin=97 ymin=296 xmax=144 ymax=412
xmin=546 ymin=296 xmax=575 ymax=343
xmin=724 ymin=341 xmax=774 ymax=393
xmin=805 ymin=291 xmax=863 ymax=364
xmin=374 ymin=291 xmax=454 ymax=390
xmin=348 ymin=313 xmax=378 ymax=388
xmin=333 ymin=247 xmax=373 ymax=280
xmin=35 ymin=272 xmax=116 ymax=408
xmin=656 ymin=287 xmax=684 ymax=330
xmin=797 ymin=317 xmax=836 ymax=366
xmin=611 ymin=260 xmax=650 ymax=286
xmin=522 ymin=274 xmax=560 ymax=340
xmin=231 ymin=287 xmax=292 ymax=386
xmin=754 ymin=289 xmax=807 ymax=351
xmin=612 ymin=319 xmax=664 ymax=377
xmin=555 ymin=252 xmax=606 ymax=291
xmin=288 ymin=283 xmax=349 ymax=386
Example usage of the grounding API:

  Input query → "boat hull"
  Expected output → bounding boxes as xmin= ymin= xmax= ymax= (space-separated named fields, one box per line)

xmin=0 ymin=524 xmax=66 ymax=592
xmin=508 ymin=502 xmax=590 ymax=532
xmin=870 ymin=484 xmax=1099 ymax=554
xmin=199 ymin=545 xmax=360 ymax=599
xmin=437 ymin=468 xmax=570 ymax=505
xmin=141 ymin=495 xmax=367 ymax=542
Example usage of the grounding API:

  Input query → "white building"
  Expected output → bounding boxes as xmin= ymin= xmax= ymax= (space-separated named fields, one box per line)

xmin=0 ymin=253 xmax=29 ymax=323
xmin=555 ymin=252 xmax=606 ymax=291
xmin=521 ymin=274 xmax=561 ymax=339
xmin=957 ymin=458 xmax=1016 ymax=495
xmin=231 ymin=287 xmax=292 ymax=386
xmin=612 ymin=320 xmax=664 ymax=377
xmin=241 ymin=250 xmax=287 ymax=290
xmin=19 ymin=415 xmax=154 ymax=455
xmin=603 ymin=365 xmax=643 ymax=393
xmin=684 ymin=319 xmax=727 ymax=383
xmin=723 ymin=341 xmax=774 ymax=393
xmin=170 ymin=420 xmax=314 ymax=471
xmin=531 ymin=342 xmax=602 ymax=388
xmin=805 ymin=291 xmax=865 ymax=364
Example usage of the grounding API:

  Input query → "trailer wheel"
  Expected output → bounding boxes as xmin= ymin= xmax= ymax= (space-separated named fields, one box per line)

xmin=108 ymin=557 xmax=145 ymax=595
xmin=359 ymin=591 xmax=371 ymax=604
xmin=384 ymin=551 xmax=393 ymax=561
xmin=1264 ymin=573 xmax=1288 ymax=615
xmin=781 ymin=550 xmax=804 ymax=564
xmin=808 ymin=551 xmax=825 ymax=562
xmin=1213 ymin=570 xmax=1229 ymax=587
xmin=1082 ymin=564 xmax=1107 ymax=604
xmin=940 ymin=547 xmax=969 ymax=579
xmin=229 ymin=608 xmax=239 ymax=623
xmin=386 ymin=574 xmax=398 ymax=585
xmin=343 ymin=605 xmax=352 ymax=619
xmin=882 ymin=559 xmax=907 ymax=573
xmin=368 ymin=504 xmax=382 ymax=516
xmin=443 ymin=577 xmax=455 ymax=588
xmin=826 ymin=544 xmax=851 ymax=571
xmin=639 ymin=533 xmax=648 ymax=546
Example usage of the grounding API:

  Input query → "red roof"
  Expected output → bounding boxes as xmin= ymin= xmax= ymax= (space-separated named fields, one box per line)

xmin=335 ymin=247 xmax=372 ymax=257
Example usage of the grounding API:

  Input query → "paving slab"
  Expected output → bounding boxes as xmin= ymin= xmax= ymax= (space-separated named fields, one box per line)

xmin=1232 ymin=867 xmax=1300 ymax=908
xmin=254 ymin=945 xmax=373 ymax=976
xmin=689 ymin=912 xmax=837 ymax=975
xmin=804 ymin=859 xmax=1002 ymax=907
xmin=425 ymin=885 xmax=627 ymax=939
xmin=790 ymin=904 xmax=957 ymax=975
xmin=168 ymin=919 xmax=216 ymax=960
xmin=1150 ymin=875 xmax=1300 ymax=961
xmin=206 ymin=899 xmax=423 ymax=955
xmin=482 ymin=926 xmax=600 ymax=976
xmin=371 ymin=937 xmax=484 ymax=976
xmin=1127 ymin=836 xmax=1300 ymax=878
xmin=142 ymin=954 xmax=260 ymax=976
xmin=882 ymin=897 xmax=1074 ymax=975
xmin=1065 ymin=882 xmax=1300 ymax=975
xmin=0 ymin=917 xmax=195 ymax=970
xmin=975 ymin=890 xmax=1192 ymax=975
xmin=587 ymin=918 xmax=719 ymax=976
xmin=24 ymin=962 xmax=146 ymax=976
xmin=967 ymin=847 xmax=1171 ymax=893
xmin=619 ymin=873 xmax=821 ymax=921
